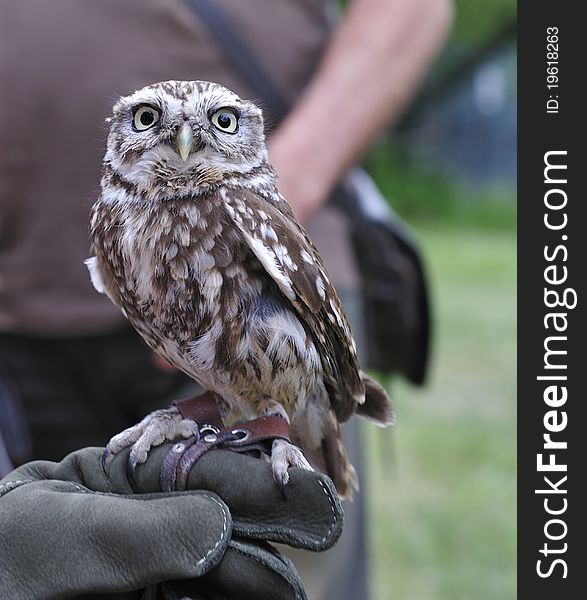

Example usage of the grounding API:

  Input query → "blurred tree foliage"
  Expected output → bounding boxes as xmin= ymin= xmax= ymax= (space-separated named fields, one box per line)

xmin=451 ymin=0 xmax=516 ymax=44
xmin=338 ymin=0 xmax=517 ymax=43
xmin=362 ymin=142 xmax=516 ymax=229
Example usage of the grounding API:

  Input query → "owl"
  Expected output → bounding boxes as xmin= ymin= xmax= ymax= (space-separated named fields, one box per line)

xmin=87 ymin=80 xmax=393 ymax=498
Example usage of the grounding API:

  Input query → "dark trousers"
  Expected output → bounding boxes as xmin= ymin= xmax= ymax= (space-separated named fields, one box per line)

xmin=0 ymin=328 xmax=199 ymax=465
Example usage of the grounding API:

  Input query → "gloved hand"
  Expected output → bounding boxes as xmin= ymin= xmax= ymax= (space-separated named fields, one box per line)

xmin=0 ymin=444 xmax=343 ymax=600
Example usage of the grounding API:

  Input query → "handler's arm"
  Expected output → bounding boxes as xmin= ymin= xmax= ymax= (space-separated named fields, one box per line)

xmin=269 ymin=0 xmax=453 ymax=222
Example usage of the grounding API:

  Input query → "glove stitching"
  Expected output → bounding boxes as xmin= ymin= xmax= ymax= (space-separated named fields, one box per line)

xmin=0 ymin=479 xmax=33 ymax=497
xmin=231 ymin=547 xmax=303 ymax=600
xmin=0 ymin=482 xmax=227 ymax=568
xmin=64 ymin=486 xmax=228 ymax=569
xmin=317 ymin=479 xmax=337 ymax=544
xmin=70 ymin=484 xmax=89 ymax=493
xmin=60 ymin=483 xmax=229 ymax=562
xmin=196 ymin=494 xmax=228 ymax=567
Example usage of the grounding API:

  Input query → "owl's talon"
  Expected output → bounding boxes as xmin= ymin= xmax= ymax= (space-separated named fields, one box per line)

xmin=127 ymin=456 xmax=139 ymax=486
xmin=100 ymin=447 xmax=110 ymax=471
xmin=276 ymin=474 xmax=288 ymax=501
xmin=104 ymin=407 xmax=198 ymax=482
xmin=271 ymin=438 xmax=313 ymax=498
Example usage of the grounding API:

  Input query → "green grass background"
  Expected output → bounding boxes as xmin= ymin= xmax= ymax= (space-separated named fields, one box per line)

xmin=360 ymin=1 xmax=517 ymax=592
xmin=364 ymin=201 xmax=516 ymax=600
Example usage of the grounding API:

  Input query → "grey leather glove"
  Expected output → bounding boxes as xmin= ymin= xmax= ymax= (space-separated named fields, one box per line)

xmin=0 ymin=444 xmax=343 ymax=600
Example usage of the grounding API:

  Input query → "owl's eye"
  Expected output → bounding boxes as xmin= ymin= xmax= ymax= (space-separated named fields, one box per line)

xmin=210 ymin=108 xmax=239 ymax=134
xmin=132 ymin=105 xmax=161 ymax=131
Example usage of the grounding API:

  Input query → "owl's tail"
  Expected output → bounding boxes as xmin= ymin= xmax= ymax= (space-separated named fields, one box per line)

xmin=295 ymin=375 xmax=393 ymax=499
xmin=356 ymin=373 xmax=395 ymax=426
xmin=319 ymin=421 xmax=359 ymax=499
xmin=296 ymin=414 xmax=359 ymax=499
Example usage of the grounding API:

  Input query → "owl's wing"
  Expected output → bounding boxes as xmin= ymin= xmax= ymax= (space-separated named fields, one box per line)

xmin=220 ymin=186 xmax=364 ymax=421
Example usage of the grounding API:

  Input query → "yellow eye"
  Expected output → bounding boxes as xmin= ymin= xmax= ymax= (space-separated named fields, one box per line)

xmin=210 ymin=108 xmax=238 ymax=134
xmin=133 ymin=105 xmax=160 ymax=131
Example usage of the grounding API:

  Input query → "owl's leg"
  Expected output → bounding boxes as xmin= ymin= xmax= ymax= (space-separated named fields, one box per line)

xmin=271 ymin=438 xmax=314 ymax=497
xmin=104 ymin=407 xmax=198 ymax=477
xmin=258 ymin=402 xmax=314 ymax=497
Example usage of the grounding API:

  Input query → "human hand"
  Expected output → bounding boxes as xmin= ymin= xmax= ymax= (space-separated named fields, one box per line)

xmin=0 ymin=444 xmax=343 ymax=600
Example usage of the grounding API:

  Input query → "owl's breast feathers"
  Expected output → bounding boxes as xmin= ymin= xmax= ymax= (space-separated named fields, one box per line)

xmin=89 ymin=184 xmax=365 ymax=422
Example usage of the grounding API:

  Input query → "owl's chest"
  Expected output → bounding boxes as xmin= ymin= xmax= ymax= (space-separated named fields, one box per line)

xmin=100 ymin=202 xmax=261 ymax=340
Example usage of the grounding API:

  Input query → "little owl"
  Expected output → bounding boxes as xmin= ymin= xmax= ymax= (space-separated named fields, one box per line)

xmin=87 ymin=80 xmax=393 ymax=498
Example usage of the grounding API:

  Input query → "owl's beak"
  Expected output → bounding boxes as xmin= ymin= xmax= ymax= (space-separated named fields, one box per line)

xmin=175 ymin=123 xmax=195 ymax=161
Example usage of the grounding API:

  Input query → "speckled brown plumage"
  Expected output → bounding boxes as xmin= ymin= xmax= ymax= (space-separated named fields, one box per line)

xmin=87 ymin=80 xmax=393 ymax=497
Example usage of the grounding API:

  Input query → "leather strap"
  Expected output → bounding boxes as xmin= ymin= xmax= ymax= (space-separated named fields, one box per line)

xmin=175 ymin=392 xmax=223 ymax=430
xmin=230 ymin=415 xmax=291 ymax=445
xmin=161 ymin=393 xmax=291 ymax=492
xmin=184 ymin=0 xmax=289 ymax=125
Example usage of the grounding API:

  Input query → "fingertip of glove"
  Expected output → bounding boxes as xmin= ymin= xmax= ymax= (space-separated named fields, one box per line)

xmin=191 ymin=492 xmax=233 ymax=576
xmin=232 ymin=469 xmax=344 ymax=553
xmin=142 ymin=490 xmax=233 ymax=578
xmin=228 ymin=538 xmax=309 ymax=600
xmin=300 ymin=472 xmax=344 ymax=551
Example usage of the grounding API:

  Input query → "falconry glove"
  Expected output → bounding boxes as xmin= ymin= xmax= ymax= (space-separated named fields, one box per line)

xmin=0 ymin=444 xmax=343 ymax=600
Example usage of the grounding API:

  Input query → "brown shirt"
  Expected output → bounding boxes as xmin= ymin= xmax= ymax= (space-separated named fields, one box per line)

xmin=0 ymin=0 xmax=331 ymax=335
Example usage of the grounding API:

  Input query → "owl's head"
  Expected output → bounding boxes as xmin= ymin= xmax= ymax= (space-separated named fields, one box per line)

xmin=103 ymin=80 xmax=269 ymax=199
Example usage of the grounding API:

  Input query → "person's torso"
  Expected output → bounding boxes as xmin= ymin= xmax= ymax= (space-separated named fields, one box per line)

xmin=0 ymin=0 xmax=331 ymax=336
